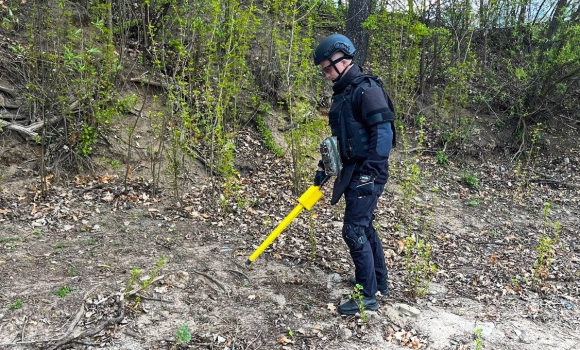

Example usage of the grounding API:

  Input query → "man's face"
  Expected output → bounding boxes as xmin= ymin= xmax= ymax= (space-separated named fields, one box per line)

xmin=318 ymin=53 xmax=348 ymax=81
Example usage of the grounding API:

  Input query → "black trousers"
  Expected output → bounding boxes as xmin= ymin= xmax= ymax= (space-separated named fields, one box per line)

xmin=342 ymin=178 xmax=388 ymax=297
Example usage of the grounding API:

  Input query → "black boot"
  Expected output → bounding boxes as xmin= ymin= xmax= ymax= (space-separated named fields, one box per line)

xmin=338 ymin=295 xmax=379 ymax=315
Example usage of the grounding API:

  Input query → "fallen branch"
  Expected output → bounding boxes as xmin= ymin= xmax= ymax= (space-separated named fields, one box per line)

xmin=135 ymin=294 xmax=174 ymax=303
xmin=0 ymin=101 xmax=20 ymax=109
xmin=225 ymin=269 xmax=251 ymax=283
xmin=20 ymin=316 xmax=27 ymax=342
xmin=0 ymin=119 xmax=39 ymax=138
xmin=531 ymin=178 xmax=580 ymax=189
xmin=129 ymin=76 xmax=166 ymax=89
xmin=528 ymin=171 xmax=580 ymax=189
xmin=0 ymin=114 xmax=63 ymax=138
xmin=48 ymin=297 xmax=125 ymax=350
xmin=0 ymin=84 xmax=16 ymax=96
xmin=193 ymin=269 xmax=229 ymax=293
xmin=0 ymin=100 xmax=78 ymax=138
xmin=0 ymin=112 xmax=27 ymax=121
xmin=57 ymin=286 xmax=98 ymax=337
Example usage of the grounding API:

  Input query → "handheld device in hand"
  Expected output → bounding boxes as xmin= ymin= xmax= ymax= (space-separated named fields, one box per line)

xmin=320 ymin=136 xmax=342 ymax=177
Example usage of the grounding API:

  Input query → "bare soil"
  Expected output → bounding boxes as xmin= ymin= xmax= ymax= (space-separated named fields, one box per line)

xmin=1 ymin=113 xmax=579 ymax=350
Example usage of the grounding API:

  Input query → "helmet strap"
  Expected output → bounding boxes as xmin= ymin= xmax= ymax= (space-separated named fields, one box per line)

xmin=331 ymin=56 xmax=354 ymax=83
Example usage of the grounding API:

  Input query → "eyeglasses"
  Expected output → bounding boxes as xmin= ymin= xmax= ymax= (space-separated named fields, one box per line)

xmin=321 ymin=63 xmax=334 ymax=74
xmin=320 ymin=56 xmax=345 ymax=74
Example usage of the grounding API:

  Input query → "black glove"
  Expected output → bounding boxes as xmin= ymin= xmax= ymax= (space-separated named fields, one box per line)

xmin=314 ymin=170 xmax=327 ymax=186
xmin=314 ymin=159 xmax=327 ymax=186
xmin=355 ymin=173 xmax=375 ymax=197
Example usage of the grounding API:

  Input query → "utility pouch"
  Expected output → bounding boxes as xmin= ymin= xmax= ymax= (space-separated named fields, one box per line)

xmin=320 ymin=136 xmax=342 ymax=177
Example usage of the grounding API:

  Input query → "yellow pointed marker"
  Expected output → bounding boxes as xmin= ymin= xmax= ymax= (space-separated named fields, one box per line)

xmin=246 ymin=185 xmax=324 ymax=265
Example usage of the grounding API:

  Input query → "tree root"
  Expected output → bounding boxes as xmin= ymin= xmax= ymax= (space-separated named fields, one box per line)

xmin=193 ymin=269 xmax=229 ymax=293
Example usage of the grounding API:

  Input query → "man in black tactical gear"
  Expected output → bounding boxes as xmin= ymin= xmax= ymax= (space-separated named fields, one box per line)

xmin=313 ymin=34 xmax=396 ymax=315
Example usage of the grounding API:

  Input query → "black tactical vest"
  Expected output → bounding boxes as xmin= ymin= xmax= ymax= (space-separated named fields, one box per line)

xmin=328 ymin=74 xmax=395 ymax=164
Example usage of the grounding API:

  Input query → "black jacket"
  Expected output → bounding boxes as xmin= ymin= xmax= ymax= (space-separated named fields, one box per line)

xmin=329 ymin=65 xmax=394 ymax=204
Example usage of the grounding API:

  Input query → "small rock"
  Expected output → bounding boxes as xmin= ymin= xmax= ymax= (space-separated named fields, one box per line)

xmin=427 ymin=282 xmax=448 ymax=295
xmin=326 ymin=273 xmax=342 ymax=290
xmin=560 ymin=298 xmax=574 ymax=309
xmin=177 ymin=271 xmax=189 ymax=281
xmin=475 ymin=322 xmax=495 ymax=337
xmin=214 ymin=335 xmax=226 ymax=343
xmin=271 ymin=294 xmax=286 ymax=306
xmin=496 ymin=165 xmax=507 ymax=173
xmin=339 ymin=328 xmax=352 ymax=340
xmin=327 ymin=273 xmax=341 ymax=283
xmin=384 ymin=249 xmax=396 ymax=259
xmin=395 ymin=303 xmax=421 ymax=318
xmin=136 ymin=315 xmax=152 ymax=325
xmin=154 ymin=286 xmax=168 ymax=293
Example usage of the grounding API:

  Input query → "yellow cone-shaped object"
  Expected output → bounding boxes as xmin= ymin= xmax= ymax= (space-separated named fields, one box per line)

xmin=246 ymin=185 xmax=323 ymax=265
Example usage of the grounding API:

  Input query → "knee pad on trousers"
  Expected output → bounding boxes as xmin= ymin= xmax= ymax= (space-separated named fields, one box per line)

xmin=342 ymin=223 xmax=367 ymax=252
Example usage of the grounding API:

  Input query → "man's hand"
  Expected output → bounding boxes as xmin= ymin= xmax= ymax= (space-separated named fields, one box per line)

xmin=314 ymin=170 xmax=327 ymax=186
xmin=355 ymin=173 xmax=375 ymax=197
xmin=314 ymin=159 xmax=327 ymax=186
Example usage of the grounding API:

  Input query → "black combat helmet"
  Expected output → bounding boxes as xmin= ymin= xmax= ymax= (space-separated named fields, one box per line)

xmin=313 ymin=34 xmax=355 ymax=65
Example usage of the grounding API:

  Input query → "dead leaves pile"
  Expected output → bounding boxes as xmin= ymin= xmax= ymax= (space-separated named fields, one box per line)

xmin=385 ymin=325 xmax=426 ymax=349
xmin=2 ymin=128 xmax=580 ymax=348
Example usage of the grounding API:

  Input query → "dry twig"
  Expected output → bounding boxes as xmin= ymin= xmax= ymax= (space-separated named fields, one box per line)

xmin=225 ymin=269 xmax=251 ymax=283
xmin=193 ymin=269 xmax=229 ymax=293
xmin=48 ymin=296 xmax=125 ymax=350
xmin=56 ymin=286 xmax=98 ymax=337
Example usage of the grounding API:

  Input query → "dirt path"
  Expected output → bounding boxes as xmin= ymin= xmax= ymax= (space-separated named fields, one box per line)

xmin=1 ymin=119 xmax=579 ymax=349
xmin=1 ymin=163 xmax=579 ymax=349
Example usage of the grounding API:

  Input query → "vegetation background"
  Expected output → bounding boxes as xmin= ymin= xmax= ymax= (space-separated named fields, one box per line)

xmin=1 ymin=0 xmax=578 ymax=188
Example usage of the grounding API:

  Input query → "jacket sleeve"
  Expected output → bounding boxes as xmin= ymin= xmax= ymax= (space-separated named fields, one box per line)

xmin=357 ymin=85 xmax=394 ymax=178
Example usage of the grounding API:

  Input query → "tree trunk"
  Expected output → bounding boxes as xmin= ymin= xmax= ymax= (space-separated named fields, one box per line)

xmin=571 ymin=4 xmax=580 ymax=23
xmin=527 ymin=0 xmax=569 ymax=110
xmin=518 ymin=1 xmax=527 ymax=25
xmin=346 ymin=0 xmax=371 ymax=66
xmin=419 ymin=36 xmax=426 ymax=95
xmin=429 ymin=0 xmax=441 ymax=86
xmin=545 ymin=0 xmax=568 ymax=44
